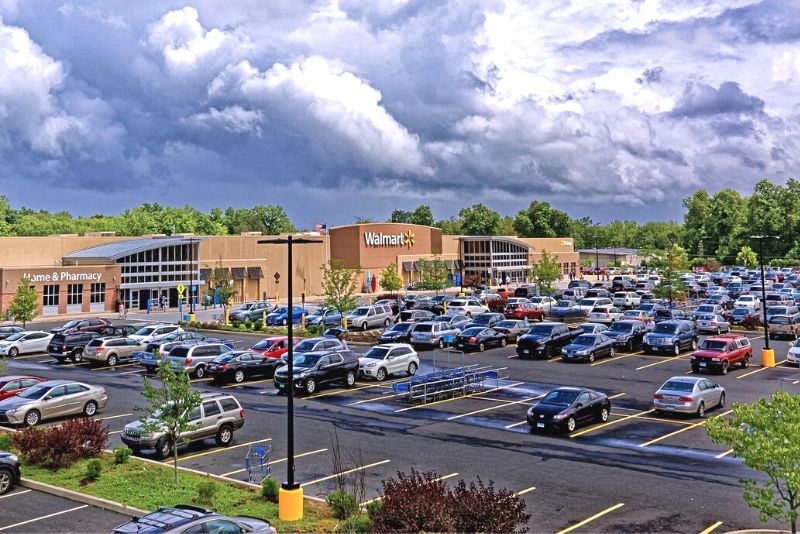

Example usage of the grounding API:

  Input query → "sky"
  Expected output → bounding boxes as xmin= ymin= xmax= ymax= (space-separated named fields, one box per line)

xmin=1 ymin=0 xmax=799 ymax=227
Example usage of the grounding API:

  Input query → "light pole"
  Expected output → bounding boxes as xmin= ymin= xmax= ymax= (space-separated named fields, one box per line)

xmin=750 ymin=235 xmax=777 ymax=366
xmin=259 ymin=235 xmax=321 ymax=521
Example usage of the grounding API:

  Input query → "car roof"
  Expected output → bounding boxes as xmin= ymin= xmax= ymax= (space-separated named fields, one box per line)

xmin=661 ymin=376 xmax=702 ymax=385
xmin=0 ymin=375 xmax=41 ymax=381
xmin=613 ymin=320 xmax=644 ymax=325
xmin=261 ymin=336 xmax=288 ymax=341
xmin=38 ymin=379 xmax=82 ymax=386
xmin=373 ymin=343 xmax=413 ymax=349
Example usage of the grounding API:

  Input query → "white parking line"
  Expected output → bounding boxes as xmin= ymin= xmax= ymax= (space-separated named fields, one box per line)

xmin=301 ymin=459 xmax=391 ymax=487
xmin=359 ymin=472 xmax=459 ymax=506
xmin=446 ymin=395 xmax=543 ymax=421
xmin=394 ymin=382 xmax=525 ymax=413
xmin=0 ymin=489 xmax=31 ymax=500
xmin=0 ymin=505 xmax=89 ymax=531
xmin=515 ymin=486 xmax=537 ymax=496
xmin=220 ymin=448 xmax=328 ymax=477
xmin=98 ymin=413 xmax=133 ymax=421
xmin=117 ymin=369 xmax=145 ymax=376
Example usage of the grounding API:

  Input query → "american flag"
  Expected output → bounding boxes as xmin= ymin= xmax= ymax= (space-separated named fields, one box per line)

xmin=314 ymin=222 xmax=327 ymax=233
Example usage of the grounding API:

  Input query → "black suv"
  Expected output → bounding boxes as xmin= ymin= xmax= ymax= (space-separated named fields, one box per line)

xmin=112 ymin=505 xmax=275 ymax=533
xmin=516 ymin=322 xmax=580 ymax=359
xmin=273 ymin=350 xmax=359 ymax=395
xmin=0 ymin=450 xmax=21 ymax=495
xmin=47 ymin=332 xmax=101 ymax=363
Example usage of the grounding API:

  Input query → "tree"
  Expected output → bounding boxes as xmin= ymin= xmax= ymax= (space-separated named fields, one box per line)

xmin=8 ymin=278 xmax=37 ymax=327
xmin=736 ymin=245 xmax=759 ymax=268
xmin=528 ymin=250 xmax=561 ymax=295
xmin=706 ymin=390 xmax=800 ymax=533
xmin=415 ymin=256 xmax=450 ymax=292
xmin=410 ymin=205 xmax=435 ymax=227
xmin=390 ymin=209 xmax=412 ymax=223
xmin=651 ymin=244 xmax=688 ymax=304
xmin=379 ymin=262 xmax=403 ymax=294
xmin=459 ymin=204 xmax=501 ymax=235
xmin=682 ymin=189 xmax=712 ymax=255
xmin=206 ymin=259 xmax=237 ymax=311
xmin=321 ymin=260 xmax=362 ymax=315
xmin=513 ymin=201 xmax=572 ymax=238
xmin=136 ymin=360 xmax=202 ymax=483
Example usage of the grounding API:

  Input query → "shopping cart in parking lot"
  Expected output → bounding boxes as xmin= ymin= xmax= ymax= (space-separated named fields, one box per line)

xmin=244 ymin=443 xmax=272 ymax=484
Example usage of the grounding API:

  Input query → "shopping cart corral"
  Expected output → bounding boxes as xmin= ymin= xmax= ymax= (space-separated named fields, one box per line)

xmin=391 ymin=364 xmax=510 ymax=404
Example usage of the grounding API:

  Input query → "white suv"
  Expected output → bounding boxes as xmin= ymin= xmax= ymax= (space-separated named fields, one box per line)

xmin=447 ymin=298 xmax=487 ymax=317
xmin=359 ymin=344 xmax=419 ymax=381
xmin=129 ymin=324 xmax=183 ymax=344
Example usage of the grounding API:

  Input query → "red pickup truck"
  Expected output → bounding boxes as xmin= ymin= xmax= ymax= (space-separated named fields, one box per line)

xmin=689 ymin=334 xmax=752 ymax=375
xmin=504 ymin=301 xmax=545 ymax=322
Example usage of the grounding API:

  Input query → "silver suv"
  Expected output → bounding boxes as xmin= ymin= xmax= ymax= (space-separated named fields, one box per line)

xmin=410 ymin=321 xmax=462 ymax=349
xmin=346 ymin=305 xmax=394 ymax=331
xmin=121 ymin=392 xmax=245 ymax=459
xmin=166 ymin=343 xmax=232 ymax=378
xmin=84 ymin=337 xmax=146 ymax=366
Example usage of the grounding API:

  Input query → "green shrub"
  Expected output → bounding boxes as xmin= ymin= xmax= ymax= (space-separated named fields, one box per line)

xmin=197 ymin=479 xmax=217 ymax=506
xmin=251 ymin=319 xmax=263 ymax=330
xmin=338 ymin=513 xmax=372 ymax=533
xmin=112 ymin=445 xmax=132 ymax=465
xmin=261 ymin=477 xmax=280 ymax=502
xmin=85 ymin=459 xmax=102 ymax=481
xmin=0 ymin=433 xmax=12 ymax=450
xmin=327 ymin=490 xmax=358 ymax=520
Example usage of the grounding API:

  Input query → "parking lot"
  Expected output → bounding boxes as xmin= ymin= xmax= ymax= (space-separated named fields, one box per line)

xmin=0 ymin=487 xmax=128 ymax=533
xmin=3 ymin=316 xmax=799 ymax=532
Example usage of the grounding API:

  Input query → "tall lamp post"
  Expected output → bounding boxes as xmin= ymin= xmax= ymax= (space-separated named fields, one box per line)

xmin=750 ymin=235 xmax=777 ymax=367
xmin=259 ymin=235 xmax=321 ymax=521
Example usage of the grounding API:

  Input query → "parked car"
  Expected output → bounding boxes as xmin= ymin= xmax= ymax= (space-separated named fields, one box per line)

xmin=287 ymin=337 xmax=348 ymax=360
xmin=550 ymin=300 xmax=586 ymax=319
xmin=642 ymin=320 xmax=698 ymax=355
xmin=516 ymin=322 xmax=580 ymax=359
xmin=734 ymin=294 xmax=761 ymax=311
xmin=786 ymin=338 xmax=800 ymax=366
xmin=654 ymin=308 xmax=690 ymax=323
xmin=465 ymin=312 xmax=505 ymax=329
xmin=612 ymin=292 xmax=641 ymax=309
xmin=50 ymin=318 xmax=111 ymax=335
xmin=0 ymin=326 xmax=25 ymax=341
xmin=726 ymin=307 xmax=759 ymax=325
xmin=432 ymin=314 xmax=471 ymax=330
xmin=129 ymin=324 xmax=183 ymax=344
xmin=142 ymin=332 xmax=224 ymax=356
xmin=359 ymin=344 xmax=419 ymax=381
xmin=346 ymin=304 xmax=394 ymax=331
xmin=560 ymin=334 xmax=616 ymax=363
xmin=166 ymin=343 xmax=234 ymax=378
xmin=765 ymin=305 xmax=800 ymax=322
xmin=653 ymin=376 xmax=725 ymax=417
xmin=379 ymin=322 xmax=417 ymax=344
xmin=229 ymin=301 xmax=271 ymax=322
xmin=707 ymin=294 xmax=734 ymax=310
xmin=692 ymin=304 xmax=725 ymax=320
xmin=47 ymin=332 xmax=101 ymax=363
xmin=0 ymin=376 xmax=46 ymax=401
xmin=586 ymin=306 xmax=625 ymax=325
xmin=695 ymin=314 xmax=731 ymax=335
xmin=0 ymin=379 xmax=107 ymax=426
xmin=575 ymin=323 xmax=609 ymax=335
xmin=622 ymin=309 xmax=653 ymax=324
xmin=528 ymin=296 xmax=558 ymax=311
xmin=768 ymin=314 xmax=800 ymax=340
xmin=503 ymin=301 xmax=545 ymax=321
xmin=0 ymin=331 xmax=53 ymax=357
xmin=0 ymin=450 xmax=20 ymax=496
xmin=526 ymin=387 xmax=611 ymax=433
xmin=266 ymin=306 xmax=308 ymax=326
xmin=249 ymin=336 xmax=291 ymax=359
xmin=121 ymin=392 xmax=245 ymax=458
xmin=454 ymin=327 xmax=507 ymax=352
xmin=304 ymin=307 xmax=343 ymax=327
xmin=208 ymin=350 xmax=283 ymax=384
xmin=101 ymin=325 xmax=139 ymax=337
xmin=690 ymin=334 xmax=752 ymax=374
xmin=604 ymin=320 xmax=648 ymax=351
xmin=398 ymin=309 xmax=436 ymax=323
xmin=446 ymin=298 xmax=488 ymax=317
xmin=84 ymin=337 xmax=147 ymax=366
xmin=273 ymin=350 xmax=360 ymax=394
xmin=410 ymin=321 xmax=462 ymax=349
xmin=493 ymin=320 xmax=531 ymax=342
xmin=111 ymin=505 xmax=276 ymax=534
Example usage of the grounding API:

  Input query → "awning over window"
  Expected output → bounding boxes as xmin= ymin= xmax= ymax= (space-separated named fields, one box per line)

xmin=216 ymin=267 xmax=231 ymax=279
xmin=402 ymin=261 xmax=415 ymax=272
xmin=199 ymin=268 xmax=212 ymax=281
xmin=247 ymin=266 xmax=264 ymax=280
xmin=231 ymin=267 xmax=247 ymax=280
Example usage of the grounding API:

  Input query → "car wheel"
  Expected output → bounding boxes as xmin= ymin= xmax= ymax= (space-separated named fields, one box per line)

xmin=361 ymin=322 xmax=368 ymax=331
xmin=408 ymin=362 xmax=418 ymax=376
xmin=565 ymin=416 xmax=577 ymax=433
xmin=83 ymin=401 xmax=98 ymax=417
xmin=721 ymin=361 xmax=729 ymax=375
xmin=24 ymin=409 xmax=41 ymax=427
xmin=691 ymin=365 xmax=700 ymax=373
xmin=500 ymin=338 xmax=507 ymax=347
xmin=742 ymin=356 xmax=750 ymax=369
xmin=156 ymin=438 xmax=172 ymax=459
xmin=466 ymin=312 xmax=472 ymax=318
xmin=673 ymin=344 xmax=680 ymax=356
xmin=215 ymin=425 xmax=234 ymax=446
xmin=384 ymin=318 xmax=391 ymax=326
xmin=376 ymin=368 xmax=387 ymax=381
xmin=305 ymin=378 xmax=317 ymax=394
xmin=716 ymin=327 xmax=721 ymax=335
xmin=234 ymin=370 xmax=245 ymax=383
xmin=626 ymin=340 xmax=634 ymax=352
xmin=718 ymin=392 xmax=726 ymax=409
xmin=478 ymin=342 xmax=485 ymax=352
xmin=609 ymin=347 xmax=615 ymax=359
xmin=8 ymin=347 xmax=18 ymax=357
xmin=0 ymin=467 xmax=13 ymax=495
xmin=345 ymin=370 xmax=356 ymax=387
xmin=697 ymin=401 xmax=706 ymax=418
xmin=145 ymin=366 xmax=155 ymax=374
xmin=437 ymin=338 xmax=445 ymax=349
xmin=691 ymin=339 xmax=698 ymax=351
xmin=281 ymin=318 xmax=288 ymax=326
xmin=588 ymin=353 xmax=595 ymax=363
xmin=598 ymin=407 xmax=609 ymax=422
xmin=71 ymin=349 xmax=83 ymax=363
xmin=194 ymin=366 xmax=205 ymax=379
xmin=107 ymin=354 xmax=118 ymax=366
xmin=55 ymin=357 xmax=65 ymax=364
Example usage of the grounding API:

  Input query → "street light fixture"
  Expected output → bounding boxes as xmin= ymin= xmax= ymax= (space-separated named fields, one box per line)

xmin=750 ymin=235 xmax=777 ymax=366
xmin=259 ymin=235 xmax=321 ymax=521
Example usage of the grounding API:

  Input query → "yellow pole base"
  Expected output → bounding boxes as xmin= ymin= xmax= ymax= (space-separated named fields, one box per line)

xmin=188 ymin=313 xmax=196 ymax=323
xmin=279 ymin=486 xmax=304 ymax=521
xmin=761 ymin=348 xmax=775 ymax=368
xmin=224 ymin=308 xmax=230 ymax=326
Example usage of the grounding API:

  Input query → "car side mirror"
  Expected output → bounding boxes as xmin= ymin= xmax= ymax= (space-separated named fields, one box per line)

xmin=575 ymin=403 xmax=583 ymax=408
xmin=44 ymin=395 xmax=53 ymax=401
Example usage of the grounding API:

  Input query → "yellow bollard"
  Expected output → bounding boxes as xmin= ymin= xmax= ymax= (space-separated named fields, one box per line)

xmin=761 ymin=348 xmax=775 ymax=368
xmin=343 ymin=315 xmax=348 ymax=330
xmin=443 ymin=301 xmax=447 ymax=314
xmin=188 ymin=313 xmax=196 ymax=323
xmin=262 ymin=310 xmax=266 ymax=327
xmin=224 ymin=307 xmax=230 ymax=326
xmin=278 ymin=486 xmax=304 ymax=521
xmin=301 ymin=313 xmax=305 ymax=329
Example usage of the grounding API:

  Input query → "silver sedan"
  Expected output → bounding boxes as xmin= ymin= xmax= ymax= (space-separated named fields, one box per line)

xmin=695 ymin=314 xmax=731 ymax=335
xmin=653 ymin=376 xmax=725 ymax=418
xmin=0 ymin=380 xmax=107 ymax=426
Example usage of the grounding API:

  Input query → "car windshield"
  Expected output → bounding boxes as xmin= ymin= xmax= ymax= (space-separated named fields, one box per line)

xmin=739 ymin=296 xmax=754 ymax=301
xmin=653 ymin=324 xmax=678 ymax=334
xmin=530 ymin=297 xmax=543 ymax=303
xmin=352 ymin=308 xmax=369 ymax=316
xmin=293 ymin=354 xmax=322 ymax=367
xmin=556 ymin=301 xmax=572 ymax=307
xmin=660 ymin=380 xmax=694 ymax=392
xmin=390 ymin=323 xmax=412 ymax=332
xmin=572 ymin=335 xmax=595 ymax=346
xmin=770 ymin=316 xmax=791 ymax=324
xmin=527 ymin=325 xmax=555 ymax=335
xmin=473 ymin=315 xmax=493 ymax=324
xmin=697 ymin=306 xmax=714 ymax=312
xmin=696 ymin=314 xmax=713 ymax=321
xmin=732 ymin=308 xmax=749 ymax=316
xmin=639 ymin=304 xmax=655 ymax=310
xmin=414 ymin=324 xmax=433 ymax=332
xmin=496 ymin=321 xmax=518 ymax=329
xmin=18 ymin=384 xmax=50 ymax=399
xmin=623 ymin=311 xmax=641 ymax=318
xmin=541 ymin=390 xmax=579 ymax=406
xmin=60 ymin=320 xmax=80 ymax=328
xmin=135 ymin=327 xmax=156 ymax=336
xmin=252 ymin=339 xmax=276 ymax=350
xmin=461 ymin=327 xmax=484 ymax=336
xmin=294 ymin=340 xmax=318 ymax=352
xmin=579 ymin=299 xmax=596 ymax=306
xmin=272 ymin=307 xmax=288 ymax=314
xmin=310 ymin=308 xmax=327 ymax=316
xmin=610 ymin=323 xmax=633 ymax=332
xmin=699 ymin=340 xmax=726 ymax=351
xmin=214 ymin=354 xmax=236 ymax=363
xmin=4 ymin=333 xmax=26 ymax=341
xmin=364 ymin=347 xmax=390 ymax=360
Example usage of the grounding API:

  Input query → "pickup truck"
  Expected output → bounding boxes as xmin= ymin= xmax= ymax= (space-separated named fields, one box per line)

xmin=516 ymin=322 xmax=581 ymax=359
xmin=689 ymin=334 xmax=752 ymax=375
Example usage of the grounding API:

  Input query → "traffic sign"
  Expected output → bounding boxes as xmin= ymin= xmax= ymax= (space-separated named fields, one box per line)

xmin=191 ymin=285 xmax=197 ymax=292
xmin=176 ymin=283 xmax=185 ymax=297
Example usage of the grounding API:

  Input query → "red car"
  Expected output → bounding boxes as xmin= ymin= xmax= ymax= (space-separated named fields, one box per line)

xmin=0 ymin=375 xmax=46 ymax=401
xmin=504 ymin=301 xmax=545 ymax=322
xmin=249 ymin=336 xmax=291 ymax=359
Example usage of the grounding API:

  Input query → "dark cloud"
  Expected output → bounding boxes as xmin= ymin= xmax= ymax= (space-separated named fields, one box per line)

xmin=669 ymin=82 xmax=764 ymax=118
xmin=636 ymin=66 xmax=664 ymax=85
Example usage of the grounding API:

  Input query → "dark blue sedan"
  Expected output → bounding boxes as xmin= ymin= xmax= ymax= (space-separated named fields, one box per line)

xmin=454 ymin=327 xmax=507 ymax=352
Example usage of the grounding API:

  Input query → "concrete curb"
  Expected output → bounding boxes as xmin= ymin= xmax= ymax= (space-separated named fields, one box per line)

xmin=20 ymin=477 xmax=149 ymax=517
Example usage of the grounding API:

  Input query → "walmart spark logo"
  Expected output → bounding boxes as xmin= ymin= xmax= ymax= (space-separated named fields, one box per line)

xmin=404 ymin=230 xmax=415 ymax=248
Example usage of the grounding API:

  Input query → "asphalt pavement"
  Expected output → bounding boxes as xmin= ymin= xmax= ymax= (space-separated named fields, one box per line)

xmin=0 ymin=488 xmax=129 ymax=533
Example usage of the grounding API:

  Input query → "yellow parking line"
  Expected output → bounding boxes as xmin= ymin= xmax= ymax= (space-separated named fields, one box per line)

xmin=92 ymin=362 xmax=138 ymax=371
xmin=359 ymin=472 xmax=458 ymax=506
xmin=556 ymin=502 xmax=625 ymax=534
xmin=0 ymin=505 xmax=89 ymax=532
xmin=636 ymin=354 xmax=689 ymax=371
xmin=546 ymin=357 xmax=561 ymax=363
xmin=515 ymin=486 xmax=537 ymax=496
xmin=176 ymin=438 xmax=272 ymax=462
xmin=591 ymin=351 xmax=644 ymax=366
xmin=608 ymin=393 xmax=626 ymax=400
xmin=570 ymin=409 xmax=655 ymax=438
xmin=220 ymin=448 xmax=328 ymax=477
xmin=301 ymin=459 xmax=391 ymax=487
xmin=394 ymin=382 xmax=525 ymax=413
xmin=221 ymin=378 xmax=274 ymax=389
xmin=190 ymin=378 xmax=213 ymax=383
xmin=447 ymin=395 xmax=543 ymax=421
xmin=715 ymin=449 xmax=734 ymax=459
xmin=12 ymin=354 xmax=46 ymax=360
xmin=699 ymin=521 xmax=723 ymax=534
xmin=639 ymin=410 xmax=732 ymax=447
xmin=736 ymin=360 xmax=788 ymax=379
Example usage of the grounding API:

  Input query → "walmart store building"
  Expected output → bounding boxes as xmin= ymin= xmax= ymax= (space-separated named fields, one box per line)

xmin=0 ymin=224 xmax=577 ymax=316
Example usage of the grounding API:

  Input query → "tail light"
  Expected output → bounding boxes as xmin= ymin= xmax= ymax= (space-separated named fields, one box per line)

xmin=654 ymin=394 xmax=664 ymax=400
xmin=61 ymin=345 xmax=67 ymax=352
xmin=239 ymin=408 xmax=245 ymax=419
xmin=678 ymin=396 xmax=693 ymax=402
xmin=220 ymin=364 xmax=229 ymax=371
xmin=469 ymin=337 xmax=477 ymax=343
xmin=185 ymin=357 xmax=192 ymax=365
xmin=100 ymin=388 xmax=106 ymax=395
xmin=96 ymin=347 xmax=105 ymax=352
